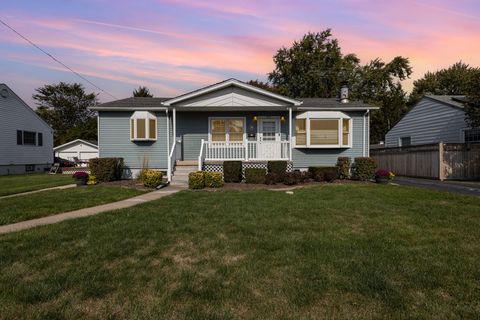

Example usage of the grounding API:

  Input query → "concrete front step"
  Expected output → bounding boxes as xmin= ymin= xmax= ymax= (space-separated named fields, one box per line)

xmin=176 ymin=160 xmax=198 ymax=166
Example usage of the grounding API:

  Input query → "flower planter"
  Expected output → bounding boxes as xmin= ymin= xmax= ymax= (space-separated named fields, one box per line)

xmin=375 ymin=176 xmax=389 ymax=184
xmin=75 ymin=178 xmax=88 ymax=186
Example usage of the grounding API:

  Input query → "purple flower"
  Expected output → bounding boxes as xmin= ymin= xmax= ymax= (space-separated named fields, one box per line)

xmin=375 ymin=169 xmax=391 ymax=178
xmin=72 ymin=171 xmax=89 ymax=179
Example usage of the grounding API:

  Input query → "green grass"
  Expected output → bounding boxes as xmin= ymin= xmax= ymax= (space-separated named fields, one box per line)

xmin=0 ymin=186 xmax=146 ymax=226
xmin=0 ymin=173 xmax=73 ymax=196
xmin=0 ymin=185 xmax=479 ymax=319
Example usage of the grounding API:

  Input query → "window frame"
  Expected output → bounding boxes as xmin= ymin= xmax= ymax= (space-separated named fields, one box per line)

xmin=294 ymin=112 xmax=352 ymax=148
xmin=130 ymin=111 xmax=157 ymax=142
xmin=208 ymin=117 xmax=246 ymax=143
xmin=23 ymin=131 xmax=37 ymax=146
xmin=38 ymin=132 xmax=43 ymax=146
xmin=399 ymin=136 xmax=411 ymax=147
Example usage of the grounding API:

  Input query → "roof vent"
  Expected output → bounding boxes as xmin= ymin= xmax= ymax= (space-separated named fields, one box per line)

xmin=0 ymin=88 xmax=9 ymax=98
xmin=340 ymin=84 xmax=349 ymax=103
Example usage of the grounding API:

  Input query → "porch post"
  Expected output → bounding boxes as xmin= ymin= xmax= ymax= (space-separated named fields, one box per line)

xmin=288 ymin=107 xmax=292 ymax=161
xmin=173 ymin=107 xmax=177 ymax=144
xmin=166 ymin=109 xmax=171 ymax=182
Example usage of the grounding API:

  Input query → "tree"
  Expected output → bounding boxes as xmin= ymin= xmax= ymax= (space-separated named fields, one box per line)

xmin=34 ymin=82 xmax=98 ymax=146
xmin=246 ymin=80 xmax=281 ymax=94
xmin=133 ymin=86 xmax=153 ymax=97
xmin=409 ymin=62 xmax=477 ymax=105
xmin=464 ymin=70 xmax=480 ymax=127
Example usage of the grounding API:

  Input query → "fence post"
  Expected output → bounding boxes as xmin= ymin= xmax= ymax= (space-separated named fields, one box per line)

xmin=438 ymin=142 xmax=445 ymax=181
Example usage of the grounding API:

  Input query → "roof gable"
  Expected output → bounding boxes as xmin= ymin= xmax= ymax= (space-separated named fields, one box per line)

xmin=53 ymin=139 xmax=98 ymax=151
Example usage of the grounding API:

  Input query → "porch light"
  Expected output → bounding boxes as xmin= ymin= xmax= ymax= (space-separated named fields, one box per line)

xmin=253 ymin=116 xmax=258 ymax=122
xmin=280 ymin=116 xmax=286 ymax=122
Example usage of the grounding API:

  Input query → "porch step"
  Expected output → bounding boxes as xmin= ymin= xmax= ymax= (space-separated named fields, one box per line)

xmin=176 ymin=160 xmax=198 ymax=166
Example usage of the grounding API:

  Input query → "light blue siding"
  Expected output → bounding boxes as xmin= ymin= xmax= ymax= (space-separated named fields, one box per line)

xmin=98 ymin=111 xmax=169 ymax=173
xmin=385 ymin=98 xmax=467 ymax=147
xmin=291 ymin=112 xmax=366 ymax=168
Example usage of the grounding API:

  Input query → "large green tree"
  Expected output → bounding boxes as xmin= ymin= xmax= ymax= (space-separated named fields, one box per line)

xmin=34 ymin=82 xmax=98 ymax=146
xmin=464 ymin=71 xmax=480 ymax=128
xmin=254 ymin=29 xmax=412 ymax=143
xmin=133 ymin=86 xmax=153 ymax=97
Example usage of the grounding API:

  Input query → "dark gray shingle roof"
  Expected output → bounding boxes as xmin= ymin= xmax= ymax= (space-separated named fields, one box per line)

xmin=299 ymin=98 xmax=376 ymax=109
xmin=424 ymin=95 xmax=466 ymax=109
xmin=96 ymin=97 xmax=170 ymax=109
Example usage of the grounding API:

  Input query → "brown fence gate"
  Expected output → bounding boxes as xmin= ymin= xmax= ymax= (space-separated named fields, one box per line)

xmin=371 ymin=143 xmax=480 ymax=180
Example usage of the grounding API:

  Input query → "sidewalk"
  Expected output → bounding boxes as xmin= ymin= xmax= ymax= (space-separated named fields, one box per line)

xmin=0 ymin=184 xmax=76 ymax=200
xmin=0 ymin=184 xmax=186 ymax=235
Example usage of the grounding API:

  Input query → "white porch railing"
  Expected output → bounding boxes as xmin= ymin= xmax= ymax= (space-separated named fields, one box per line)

xmin=200 ymin=140 xmax=290 ymax=162
xmin=167 ymin=141 xmax=177 ymax=182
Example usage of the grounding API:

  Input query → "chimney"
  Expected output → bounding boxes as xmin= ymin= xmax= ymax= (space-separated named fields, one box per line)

xmin=340 ymin=84 xmax=349 ymax=103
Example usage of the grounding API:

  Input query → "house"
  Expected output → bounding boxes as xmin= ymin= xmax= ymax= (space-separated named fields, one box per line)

xmin=385 ymin=95 xmax=476 ymax=147
xmin=90 ymin=79 xmax=378 ymax=182
xmin=54 ymin=139 xmax=98 ymax=163
xmin=0 ymin=83 xmax=54 ymax=175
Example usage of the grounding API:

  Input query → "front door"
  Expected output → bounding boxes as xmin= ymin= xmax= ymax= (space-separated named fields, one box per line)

xmin=258 ymin=118 xmax=281 ymax=159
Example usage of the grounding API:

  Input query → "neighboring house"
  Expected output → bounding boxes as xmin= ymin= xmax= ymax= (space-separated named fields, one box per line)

xmin=385 ymin=95 xmax=476 ymax=147
xmin=90 ymin=79 xmax=378 ymax=181
xmin=54 ymin=139 xmax=98 ymax=162
xmin=0 ymin=83 xmax=53 ymax=175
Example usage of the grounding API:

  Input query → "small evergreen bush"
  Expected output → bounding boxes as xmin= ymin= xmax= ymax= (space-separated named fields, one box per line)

xmin=188 ymin=171 xmax=205 ymax=189
xmin=223 ymin=161 xmax=242 ymax=183
xmin=284 ymin=171 xmax=302 ymax=185
xmin=142 ymin=170 xmax=163 ymax=188
xmin=353 ymin=157 xmax=377 ymax=181
xmin=267 ymin=161 xmax=287 ymax=182
xmin=205 ymin=172 xmax=223 ymax=188
xmin=89 ymin=158 xmax=124 ymax=182
xmin=336 ymin=157 xmax=351 ymax=179
xmin=308 ymin=167 xmax=337 ymax=182
xmin=265 ymin=172 xmax=278 ymax=185
xmin=245 ymin=168 xmax=266 ymax=184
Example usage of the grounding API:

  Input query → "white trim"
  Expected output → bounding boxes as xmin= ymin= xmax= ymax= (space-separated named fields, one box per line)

xmin=162 ymin=78 xmax=302 ymax=106
xmin=257 ymin=116 xmax=281 ymax=142
xmin=130 ymin=111 xmax=158 ymax=141
xmin=207 ymin=116 xmax=247 ymax=142
xmin=288 ymin=107 xmax=292 ymax=160
xmin=166 ymin=109 xmax=170 ymax=182
xmin=53 ymin=139 xmax=98 ymax=151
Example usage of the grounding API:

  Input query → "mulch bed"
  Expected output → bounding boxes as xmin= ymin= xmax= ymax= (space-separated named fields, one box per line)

xmin=218 ymin=179 xmax=370 ymax=191
xmin=101 ymin=179 xmax=152 ymax=191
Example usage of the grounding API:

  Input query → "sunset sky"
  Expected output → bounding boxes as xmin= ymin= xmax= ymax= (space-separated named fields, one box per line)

xmin=1 ymin=0 xmax=480 ymax=106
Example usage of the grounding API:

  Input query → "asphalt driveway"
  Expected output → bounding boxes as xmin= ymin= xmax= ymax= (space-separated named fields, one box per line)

xmin=393 ymin=176 xmax=480 ymax=197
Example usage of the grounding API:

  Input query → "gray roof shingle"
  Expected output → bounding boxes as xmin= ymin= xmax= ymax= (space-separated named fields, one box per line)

xmin=424 ymin=95 xmax=466 ymax=109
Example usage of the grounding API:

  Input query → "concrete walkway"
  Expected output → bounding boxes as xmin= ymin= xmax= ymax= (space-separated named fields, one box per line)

xmin=394 ymin=176 xmax=480 ymax=197
xmin=0 ymin=184 xmax=76 ymax=200
xmin=0 ymin=184 xmax=186 ymax=235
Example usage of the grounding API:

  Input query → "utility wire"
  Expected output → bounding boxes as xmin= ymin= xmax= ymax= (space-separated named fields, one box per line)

xmin=0 ymin=18 xmax=118 ymax=100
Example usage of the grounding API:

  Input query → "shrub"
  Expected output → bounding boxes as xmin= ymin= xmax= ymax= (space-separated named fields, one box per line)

xmin=72 ymin=171 xmax=89 ymax=180
xmin=267 ymin=161 xmax=287 ymax=182
xmin=245 ymin=168 xmax=266 ymax=184
xmin=375 ymin=169 xmax=395 ymax=180
xmin=142 ymin=170 xmax=163 ymax=188
xmin=300 ymin=171 xmax=312 ymax=183
xmin=86 ymin=175 xmax=97 ymax=185
xmin=353 ymin=157 xmax=377 ymax=181
xmin=284 ymin=171 xmax=301 ymax=185
xmin=205 ymin=172 xmax=223 ymax=188
xmin=188 ymin=171 xmax=205 ymax=189
xmin=309 ymin=167 xmax=337 ymax=182
xmin=336 ymin=157 xmax=351 ymax=179
xmin=89 ymin=158 xmax=124 ymax=182
xmin=223 ymin=161 xmax=242 ymax=183
xmin=265 ymin=172 xmax=278 ymax=185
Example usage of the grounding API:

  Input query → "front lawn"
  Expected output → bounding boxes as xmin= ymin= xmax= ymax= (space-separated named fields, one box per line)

xmin=0 ymin=185 xmax=479 ymax=319
xmin=0 ymin=173 xmax=73 ymax=196
xmin=0 ymin=186 xmax=146 ymax=225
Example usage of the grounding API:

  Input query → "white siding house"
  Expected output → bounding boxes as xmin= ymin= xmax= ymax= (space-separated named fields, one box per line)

xmin=54 ymin=139 xmax=98 ymax=162
xmin=0 ymin=84 xmax=54 ymax=175
xmin=385 ymin=95 xmax=469 ymax=147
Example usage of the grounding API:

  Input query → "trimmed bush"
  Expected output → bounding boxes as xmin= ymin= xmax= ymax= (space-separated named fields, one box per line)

xmin=223 ymin=161 xmax=242 ymax=183
xmin=336 ymin=157 xmax=351 ymax=179
xmin=353 ymin=157 xmax=377 ymax=181
xmin=265 ymin=172 xmax=278 ymax=185
xmin=89 ymin=157 xmax=124 ymax=182
xmin=245 ymin=168 xmax=266 ymax=184
xmin=142 ymin=170 xmax=163 ymax=188
xmin=188 ymin=171 xmax=205 ymax=189
xmin=284 ymin=171 xmax=301 ymax=185
xmin=205 ymin=172 xmax=223 ymax=188
xmin=267 ymin=161 xmax=287 ymax=182
xmin=309 ymin=167 xmax=337 ymax=182
xmin=300 ymin=171 xmax=312 ymax=183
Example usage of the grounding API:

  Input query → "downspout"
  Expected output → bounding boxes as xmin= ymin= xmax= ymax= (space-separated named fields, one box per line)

xmin=166 ymin=109 xmax=170 ymax=182
xmin=363 ymin=110 xmax=370 ymax=157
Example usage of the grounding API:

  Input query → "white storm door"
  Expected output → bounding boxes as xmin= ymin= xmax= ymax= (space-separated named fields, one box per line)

xmin=258 ymin=118 xmax=281 ymax=159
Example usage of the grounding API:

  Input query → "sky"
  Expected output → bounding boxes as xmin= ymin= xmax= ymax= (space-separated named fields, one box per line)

xmin=1 ymin=0 xmax=480 ymax=107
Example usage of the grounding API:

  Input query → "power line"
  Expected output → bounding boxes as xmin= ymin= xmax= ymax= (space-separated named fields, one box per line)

xmin=0 ymin=18 xmax=118 ymax=100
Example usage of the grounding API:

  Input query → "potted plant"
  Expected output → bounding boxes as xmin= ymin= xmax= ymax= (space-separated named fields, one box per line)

xmin=72 ymin=171 xmax=89 ymax=186
xmin=375 ymin=169 xmax=394 ymax=184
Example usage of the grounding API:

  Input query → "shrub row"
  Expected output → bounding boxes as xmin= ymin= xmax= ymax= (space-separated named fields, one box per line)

xmin=245 ymin=168 xmax=266 ymax=184
xmin=89 ymin=157 xmax=124 ymax=182
xmin=188 ymin=171 xmax=224 ymax=189
xmin=142 ymin=169 xmax=163 ymax=188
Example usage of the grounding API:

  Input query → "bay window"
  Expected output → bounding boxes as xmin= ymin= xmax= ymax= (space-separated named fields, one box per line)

xmin=295 ymin=111 xmax=352 ymax=148
xmin=209 ymin=118 xmax=245 ymax=142
xmin=130 ymin=111 xmax=157 ymax=141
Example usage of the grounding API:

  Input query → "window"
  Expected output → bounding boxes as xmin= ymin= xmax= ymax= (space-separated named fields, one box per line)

xmin=25 ymin=164 xmax=35 ymax=172
xmin=464 ymin=128 xmax=480 ymax=142
xmin=295 ymin=111 xmax=352 ymax=148
xmin=209 ymin=118 xmax=245 ymax=142
xmin=400 ymin=136 xmax=411 ymax=147
xmin=17 ymin=130 xmax=23 ymax=145
xmin=130 ymin=111 xmax=157 ymax=141
xmin=23 ymin=131 xmax=36 ymax=145
xmin=38 ymin=133 xmax=43 ymax=146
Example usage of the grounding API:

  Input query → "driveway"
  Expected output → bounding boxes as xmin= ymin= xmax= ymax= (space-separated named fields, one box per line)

xmin=394 ymin=176 xmax=480 ymax=197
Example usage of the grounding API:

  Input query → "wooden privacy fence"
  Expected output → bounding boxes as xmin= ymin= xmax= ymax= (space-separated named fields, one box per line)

xmin=371 ymin=142 xmax=480 ymax=180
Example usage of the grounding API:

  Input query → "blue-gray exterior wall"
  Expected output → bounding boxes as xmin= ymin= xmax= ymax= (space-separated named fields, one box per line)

xmin=385 ymin=98 xmax=467 ymax=147
xmin=98 ymin=111 xmax=169 ymax=174
xmin=291 ymin=111 xmax=366 ymax=168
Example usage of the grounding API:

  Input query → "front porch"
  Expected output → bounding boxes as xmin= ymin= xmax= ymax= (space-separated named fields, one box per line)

xmin=199 ymin=140 xmax=290 ymax=163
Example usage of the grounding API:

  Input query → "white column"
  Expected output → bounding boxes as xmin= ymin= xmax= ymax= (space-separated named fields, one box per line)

xmin=288 ymin=107 xmax=293 ymax=161
xmin=173 ymin=107 xmax=177 ymax=144
xmin=166 ymin=109 xmax=171 ymax=182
